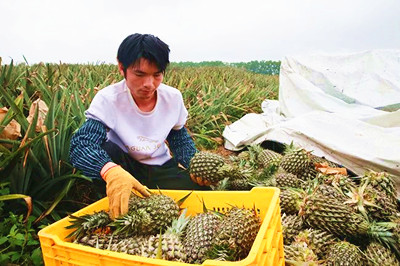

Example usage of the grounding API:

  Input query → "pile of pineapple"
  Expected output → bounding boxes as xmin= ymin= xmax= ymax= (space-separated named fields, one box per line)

xmin=66 ymin=192 xmax=261 ymax=264
xmin=189 ymin=143 xmax=400 ymax=265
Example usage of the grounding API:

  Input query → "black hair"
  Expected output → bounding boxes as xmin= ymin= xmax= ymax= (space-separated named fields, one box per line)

xmin=117 ymin=33 xmax=170 ymax=74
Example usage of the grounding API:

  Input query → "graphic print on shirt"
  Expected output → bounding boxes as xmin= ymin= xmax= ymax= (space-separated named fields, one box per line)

xmin=125 ymin=136 xmax=162 ymax=159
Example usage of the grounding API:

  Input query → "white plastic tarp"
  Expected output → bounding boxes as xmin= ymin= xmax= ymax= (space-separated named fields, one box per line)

xmin=223 ymin=50 xmax=400 ymax=189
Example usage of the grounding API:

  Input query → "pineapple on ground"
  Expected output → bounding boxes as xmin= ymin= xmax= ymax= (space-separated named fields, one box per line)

xmin=299 ymin=193 xmax=399 ymax=255
xmin=293 ymin=228 xmax=338 ymax=259
xmin=247 ymin=144 xmax=282 ymax=168
xmin=325 ymin=241 xmax=365 ymax=266
xmin=281 ymin=213 xmax=305 ymax=245
xmin=365 ymin=242 xmax=400 ymax=266
xmin=317 ymin=173 xmax=357 ymax=195
xmin=190 ymin=151 xmax=248 ymax=186
xmin=362 ymin=170 xmax=398 ymax=199
xmin=206 ymin=207 xmax=261 ymax=261
xmin=345 ymin=182 xmax=398 ymax=221
xmin=279 ymin=188 xmax=306 ymax=215
xmin=279 ymin=143 xmax=311 ymax=175
xmin=284 ymin=242 xmax=319 ymax=265
xmin=274 ymin=169 xmax=307 ymax=189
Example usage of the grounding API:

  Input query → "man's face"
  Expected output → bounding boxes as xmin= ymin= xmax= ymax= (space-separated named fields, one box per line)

xmin=118 ymin=58 xmax=163 ymax=101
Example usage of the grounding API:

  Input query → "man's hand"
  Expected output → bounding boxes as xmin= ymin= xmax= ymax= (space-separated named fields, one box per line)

xmin=190 ymin=173 xmax=211 ymax=186
xmin=102 ymin=165 xmax=150 ymax=219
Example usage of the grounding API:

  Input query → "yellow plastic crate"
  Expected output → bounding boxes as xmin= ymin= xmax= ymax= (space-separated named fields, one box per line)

xmin=38 ymin=187 xmax=284 ymax=266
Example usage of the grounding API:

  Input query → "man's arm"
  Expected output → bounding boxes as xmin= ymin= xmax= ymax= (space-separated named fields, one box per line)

xmin=69 ymin=119 xmax=112 ymax=178
xmin=166 ymin=127 xmax=197 ymax=168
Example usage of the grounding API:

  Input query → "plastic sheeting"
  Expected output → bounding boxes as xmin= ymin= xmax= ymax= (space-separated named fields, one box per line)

xmin=223 ymin=50 xmax=400 ymax=189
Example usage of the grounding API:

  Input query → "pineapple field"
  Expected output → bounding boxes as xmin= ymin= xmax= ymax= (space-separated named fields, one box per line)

xmin=1 ymin=58 xmax=399 ymax=265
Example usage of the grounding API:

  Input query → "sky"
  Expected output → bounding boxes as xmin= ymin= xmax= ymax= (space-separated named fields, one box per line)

xmin=1 ymin=0 xmax=400 ymax=65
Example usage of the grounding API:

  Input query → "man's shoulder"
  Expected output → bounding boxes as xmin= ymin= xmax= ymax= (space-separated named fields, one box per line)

xmin=96 ymin=80 xmax=126 ymax=97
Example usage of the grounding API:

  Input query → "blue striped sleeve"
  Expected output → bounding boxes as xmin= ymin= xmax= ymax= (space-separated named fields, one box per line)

xmin=166 ymin=127 xmax=197 ymax=168
xmin=69 ymin=119 xmax=112 ymax=179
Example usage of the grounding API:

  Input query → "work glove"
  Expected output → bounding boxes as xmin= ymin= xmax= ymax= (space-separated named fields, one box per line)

xmin=190 ymin=173 xmax=210 ymax=186
xmin=102 ymin=165 xmax=150 ymax=219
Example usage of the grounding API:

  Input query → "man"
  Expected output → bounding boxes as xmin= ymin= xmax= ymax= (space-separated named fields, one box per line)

xmin=69 ymin=33 xmax=208 ymax=219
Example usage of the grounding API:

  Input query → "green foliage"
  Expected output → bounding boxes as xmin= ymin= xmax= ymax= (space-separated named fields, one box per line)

xmin=165 ymin=66 xmax=279 ymax=149
xmin=170 ymin=60 xmax=281 ymax=75
xmin=0 ymin=213 xmax=43 ymax=266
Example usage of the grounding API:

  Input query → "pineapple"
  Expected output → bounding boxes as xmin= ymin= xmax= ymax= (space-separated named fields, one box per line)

xmin=279 ymin=188 xmax=306 ymax=215
xmin=325 ymin=241 xmax=365 ymax=266
xmin=362 ymin=170 xmax=398 ymax=203
xmin=299 ymin=193 xmax=398 ymax=250
xmin=281 ymin=213 xmax=305 ymax=245
xmin=318 ymin=173 xmax=357 ymax=195
xmin=345 ymin=182 xmax=398 ymax=221
xmin=189 ymin=151 xmax=228 ymax=186
xmin=279 ymin=143 xmax=311 ymax=175
xmin=293 ymin=228 xmax=338 ymax=259
xmin=296 ymin=164 xmax=319 ymax=181
xmin=111 ymin=193 xmax=180 ymax=236
xmin=66 ymin=210 xmax=112 ymax=239
xmin=247 ymin=144 xmax=282 ymax=168
xmin=207 ymin=207 xmax=261 ymax=261
xmin=312 ymin=183 xmax=347 ymax=201
xmin=310 ymin=154 xmax=341 ymax=168
xmin=76 ymin=233 xmax=124 ymax=249
xmin=110 ymin=210 xmax=189 ymax=262
xmin=274 ymin=170 xmax=306 ymax=189
xmin=284 ymin=242 xmax=319 ymax=264
xmin=183 ymin=211 xmax=222 ymax=264
xmin=365 ymin=242 xmax=400 ymax=266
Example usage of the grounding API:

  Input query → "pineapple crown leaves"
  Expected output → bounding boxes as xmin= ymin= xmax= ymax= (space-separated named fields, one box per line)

xmin=109 ymin=208 xmax=152 ymax=237
xmin=205 ymin=243 xmax=237 ymax=261
xmin=65 ymin=210 xmax=112 ymax=239
xmin=165 ymin=208 xmax=190 ymax=236
xmin=368 ymin=221 xmax=400 ymax=258
xmin=176 ymin=191 xmax=193 ymax=207
xmin=343 ymin=180 xmax=383 ymax=222
xmin=198 ymin=198 xmax=226 ymax=219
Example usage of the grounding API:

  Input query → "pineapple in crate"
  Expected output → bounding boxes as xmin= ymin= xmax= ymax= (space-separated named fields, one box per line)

xmin=65 ymin=189 xmax=263 ymax=264
xmin=66 ymin=191 xmax=189 ymax=262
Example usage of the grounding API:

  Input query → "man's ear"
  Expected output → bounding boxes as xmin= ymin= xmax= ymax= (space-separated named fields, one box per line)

xmin=117 ymin=61 xmax=125 ymax=77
